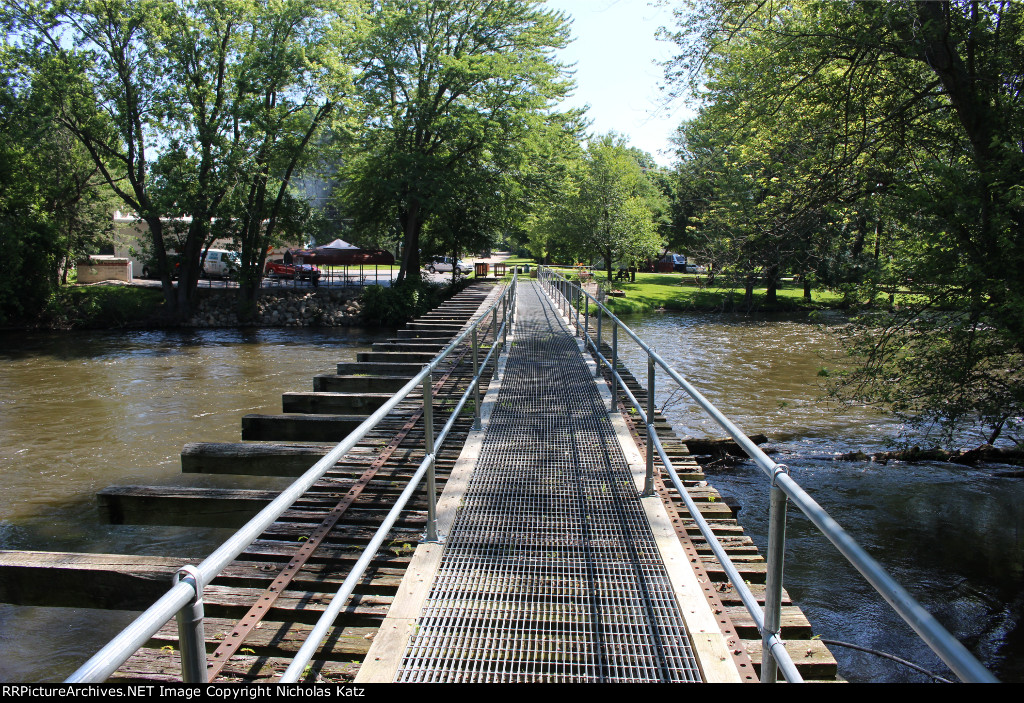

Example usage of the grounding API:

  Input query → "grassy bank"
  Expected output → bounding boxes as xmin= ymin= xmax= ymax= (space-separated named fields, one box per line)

xmin=596 ymin=273 xmax=844 ymax=315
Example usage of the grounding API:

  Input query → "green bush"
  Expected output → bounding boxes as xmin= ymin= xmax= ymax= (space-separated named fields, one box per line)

xmin=361 ymin=278 xmax=470 ymax=324
xmin=44 ymin=286 xmax=165 ymax=328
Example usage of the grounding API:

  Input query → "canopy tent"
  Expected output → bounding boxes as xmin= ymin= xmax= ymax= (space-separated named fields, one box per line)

xmin=290 ymin=240 xmax=395 ymax=266
xmin=317 ymin=238 xmax=359 ymax=250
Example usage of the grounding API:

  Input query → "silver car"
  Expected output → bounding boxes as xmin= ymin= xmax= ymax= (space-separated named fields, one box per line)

xmin=426 ymin=256 xmax=469 ymax=274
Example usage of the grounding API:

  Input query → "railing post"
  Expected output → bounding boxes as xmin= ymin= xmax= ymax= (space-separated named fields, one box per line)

xmin=502 ymin=291 xmax=507 ymax=345
xmin=423 ymin=368 xmax=439 ymax=542
xmin=502 ymin=291 xmax=509 ymax=348
xmin=574 ymin=283 xmax=580 ymax=336
xmin=174 ymin=566 xmax=207 ymax=683
xmin=472 ymin=327 xmax=481 ymax=430
xmin=491 ymin=304 xmax=497 ymax=348
xmin=644 ymin=355 xmax=655 ymax=496
xmin=595 ymin=306 xmax=603 ymax=378
xmin=762 ymin=467 xmax=790 ymax=683
xmin=609 ymin=322 xmax=619 ymax=412
xmin=584 ymin=295 xmax=590 ymax=348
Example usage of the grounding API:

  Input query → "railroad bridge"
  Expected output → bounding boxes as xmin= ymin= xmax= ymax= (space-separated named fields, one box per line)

xmin=0 ymin=271 xmax=996 ymax=683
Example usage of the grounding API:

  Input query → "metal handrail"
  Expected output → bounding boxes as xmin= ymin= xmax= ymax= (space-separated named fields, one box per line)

xmin=538 ymin=266 xmax=997 ymax=684
xmin=67 ymin=272 xmax=517 ymax=683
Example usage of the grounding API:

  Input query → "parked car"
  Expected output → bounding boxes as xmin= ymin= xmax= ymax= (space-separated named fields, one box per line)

xmin=202 ymin=249 xmax=240 ymax=278
xmin=426 ymin=256 xmax=469 ymax=274
xmin=140 ymin=253 xmax=183 ymax=279
xmin=265 ymin=259 xmax=321 ymax=283
xmin=658 ymin=254 xmax=689 ymax=273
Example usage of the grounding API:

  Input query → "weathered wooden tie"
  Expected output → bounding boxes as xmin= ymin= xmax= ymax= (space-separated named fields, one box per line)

xmin=603 ymin=350 xmax=839 ymax=682
xmin=312 ymin=374 xmax=411 ymax=393
xmin=0 ymin=282 xmax=502 ymax=683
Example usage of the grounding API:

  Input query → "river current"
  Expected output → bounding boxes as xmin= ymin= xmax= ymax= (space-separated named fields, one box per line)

xmin=615 ymin=311 xmax=1024 ymax=683
xmin=0 ymin=327 xmax=389 ymax=682
xmin=0 ymin=316 xmax=1020 ymax=682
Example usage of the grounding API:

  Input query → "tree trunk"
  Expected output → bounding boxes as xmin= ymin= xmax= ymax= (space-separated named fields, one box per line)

xmin=397 ymin=201 xmax=422 ymax=283
xmin=765 ymin=265 xmax=779 ymax=306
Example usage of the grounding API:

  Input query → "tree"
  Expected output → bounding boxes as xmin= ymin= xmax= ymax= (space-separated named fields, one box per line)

xmin=8 ymin=0 xmax=182 ymax=310
xmin=664 ymin=0 xmax=1024 ymax=445
xmin=341 ymin=0 xmax=573 ymax=282
xmin=202 ymin=0 xmax=352 ymax=318
xmin=6 ymin=0 xmax=350 ymax=319
xmin=0 ymin=44 xmax=114 ymax=323
xmin=553 ymin=134 xmax=666 ymax=280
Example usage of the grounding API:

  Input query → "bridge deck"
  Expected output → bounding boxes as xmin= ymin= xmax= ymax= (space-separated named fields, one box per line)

xmin=0 ymin=279 xmax=837 ymax=682
xmin=360 ymin=281 xmax=736 ymax=683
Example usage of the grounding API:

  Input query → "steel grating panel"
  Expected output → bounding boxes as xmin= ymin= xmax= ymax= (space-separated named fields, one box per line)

xmin=395 ymin=281 xmax=702 ymax=683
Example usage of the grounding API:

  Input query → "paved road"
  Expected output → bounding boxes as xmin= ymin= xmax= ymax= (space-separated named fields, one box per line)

xmin=123 ymin=252 xmax=515 ymax=290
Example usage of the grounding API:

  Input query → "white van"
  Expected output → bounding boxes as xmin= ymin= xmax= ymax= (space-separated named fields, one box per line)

xmin=202 ymin=249 xmax=240 ymax=278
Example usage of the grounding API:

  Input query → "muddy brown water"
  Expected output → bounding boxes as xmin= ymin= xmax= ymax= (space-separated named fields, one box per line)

xmin=1 ymin=315 xmax=1021 ymax=682
xmin=0 ymin=327 xmax=390 ymax=682
xmin=616 ymin=310 xmax=1024 ymax=683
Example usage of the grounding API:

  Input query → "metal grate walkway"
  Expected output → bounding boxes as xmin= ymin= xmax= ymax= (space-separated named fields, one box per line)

xmin=394 ymin=281 xmax=702 ymax=683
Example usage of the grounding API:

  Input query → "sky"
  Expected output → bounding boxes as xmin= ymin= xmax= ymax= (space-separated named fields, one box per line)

xmin=544 ymin=0 xmax=694 ymax=167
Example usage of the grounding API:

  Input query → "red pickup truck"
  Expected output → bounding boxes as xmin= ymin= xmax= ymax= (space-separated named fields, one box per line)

xmin=265 ymin=260 xmax=321 ymax=284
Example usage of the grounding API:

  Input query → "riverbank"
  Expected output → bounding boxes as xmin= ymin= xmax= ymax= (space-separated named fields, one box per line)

xmin=28 ymin=284 xmax=366 ymax=330
xmin=593 ymin=273 xmax=845 ymax=315
xmin=10 ymin=277 xmax=476 ymax=331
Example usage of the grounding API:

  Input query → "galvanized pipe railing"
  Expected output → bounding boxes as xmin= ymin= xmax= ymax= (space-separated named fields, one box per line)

xmin=281 ymin=283 xmax=514 ymax=681
xmin=67 ymin=272 xmax=517 ymax=683
xmin=539 ymin=266 xmax=996 ymax=684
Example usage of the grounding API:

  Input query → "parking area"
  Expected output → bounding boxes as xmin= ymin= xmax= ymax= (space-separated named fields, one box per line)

xmin=126 ymin=252 xmax=513 ymax=289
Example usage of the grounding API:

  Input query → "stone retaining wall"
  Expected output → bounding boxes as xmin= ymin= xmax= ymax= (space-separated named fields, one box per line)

xmin=188 ymin=289 xmax=363 ymax=327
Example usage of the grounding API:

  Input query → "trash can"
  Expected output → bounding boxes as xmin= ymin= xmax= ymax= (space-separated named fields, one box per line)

xmin=494 ymin=263 xmax=506 ymax=277
xmin=475 ymin=262 xmax=489 ymax=277
xmin=524 ymin=264 xmax=530 ymax=273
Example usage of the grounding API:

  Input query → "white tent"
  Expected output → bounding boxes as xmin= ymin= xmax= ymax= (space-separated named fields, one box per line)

xmin=318 ymin=238 xmax=359 ymax=250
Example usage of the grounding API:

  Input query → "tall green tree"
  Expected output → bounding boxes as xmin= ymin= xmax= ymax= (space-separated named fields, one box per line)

xmin=0 ymin=45 xmax=114 ymax=323
xmin=551 ymin=134 xmax=666 ymax=280
xmin=665 ymin=0 xmax=1024 ymax=445
xmin=341 ymin=0 xmax=573 ymax=282
xmin=8 ymin=0 xmax=181 ymax=309
xmin=204 ymin=0 xmax=353 ymax=318
xmin=7 ymin=0 xmax=350 ymax=319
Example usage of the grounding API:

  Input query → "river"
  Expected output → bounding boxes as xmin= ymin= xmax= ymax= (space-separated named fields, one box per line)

xmin=0 ymin=317 xmax=1020 ymax=683
xmin=616 ymin=310 xmax=1024 ymax=683
xmin=0 ymin=327 xmax=390 ymax=682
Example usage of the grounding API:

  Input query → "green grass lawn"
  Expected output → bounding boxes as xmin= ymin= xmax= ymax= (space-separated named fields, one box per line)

xmin=597 ymin=273 xmax=844 ymax=314
xmin=436 ymin=257 xmax=853 ymax=314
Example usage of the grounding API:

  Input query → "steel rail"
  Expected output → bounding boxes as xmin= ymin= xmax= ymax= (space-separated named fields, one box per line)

xmin=539 ymin=266 xmax=997 ymax=684
xmin=67 ymin=274 xmax=516 ymax=683
xmin=574 ymin=333 xmax=802 ymax=680
xmin=280 ymin=311 xmax=510 ymax=681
